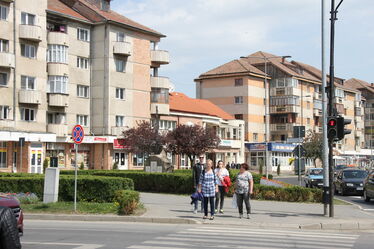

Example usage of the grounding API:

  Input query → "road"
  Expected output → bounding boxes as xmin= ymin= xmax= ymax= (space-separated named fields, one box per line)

xmin=274 ymin=176 xmax=374 ymax=211
xmin=22 ymin=220 xmax=374 ymax=249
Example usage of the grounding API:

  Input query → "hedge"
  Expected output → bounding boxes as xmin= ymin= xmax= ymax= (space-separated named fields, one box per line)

xmin=113 ymin=190 xmax=140 ymax=215
xmin=253 ymin=185 xmax=322 ymax=203
xmin=0 ymin=176 xmax=134 ymax=203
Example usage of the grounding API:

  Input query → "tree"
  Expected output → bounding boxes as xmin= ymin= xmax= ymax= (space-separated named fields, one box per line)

xmin=122 ymin=121 xmax=165 ymax=155
xmin=165 ymin=124 xmax=220 ymax=167
xmin=303 ymin=130 xmax=323 ymax=167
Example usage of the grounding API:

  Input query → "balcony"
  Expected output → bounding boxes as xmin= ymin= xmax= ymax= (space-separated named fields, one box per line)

xmin=0 ymin=52 xmax=15 ymax=68
xmin=270 ymin=123 xmax=295 ymax=132
xmin=313 ymin=92 xmax=322 ymax=99
xmin=314 ymin=126 xmax=323 ymax=133
xmin=0 ymin=120 xmax=14 ymax=130
xmin=18 ymin=90 xmax=41 ymax=105
xmin=48 ymin=63 xmax=69 ymax=76
xmin=313 ymin=108 xmax=322 ymax=116
xmin=47 ymin=124 xmax=68 ymax=137
xmin=270 ymin=87 xmax=300 ymax=97
xmin=270 ymin=105 xmax=300 ymax=114
xmin=48 ymin=32 xmax=69 ymax=46
xmin=150 ymin=76 xmax=170 ymax=89
xmin=151 ymin=103 xmax=169 ymax=115
xmin=111 ymin=126 xmax=127 ymax=137
xmin=150 ymin=50 xmax=170 ymax=65
xmin=48 ymin=93 xmax=69 ymax=107
xmin=113 ymin=42 xmax=131 ymax=56
xmin=19 ymin=25 xmax=42 ymax=42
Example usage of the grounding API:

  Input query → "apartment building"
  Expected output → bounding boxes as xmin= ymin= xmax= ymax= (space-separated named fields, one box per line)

xmin=195 ymin=51 xmax=364 ymax=167
xmin=0 ymin=0 xmax=170 ymax=172
xmin=154 ymin=92 xmax=245 ymax=169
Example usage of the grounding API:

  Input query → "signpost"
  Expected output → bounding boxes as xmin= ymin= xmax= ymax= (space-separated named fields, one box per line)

xmin=72 ymin=125 xmax=84 ymax=212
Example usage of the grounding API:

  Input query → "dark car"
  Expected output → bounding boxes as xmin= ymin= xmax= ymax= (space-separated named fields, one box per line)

xmin=334 ymin=168 xmax=368 ymax=196
xmin=334 ymin=165 xmax=347 ymax=176
xmin=304 ymin=168 xmax=324 ymax=188
xmin=363 ymin=170 xmax=374 ymax=202
xmin=0 ymin=195 xmax=24 ymax=235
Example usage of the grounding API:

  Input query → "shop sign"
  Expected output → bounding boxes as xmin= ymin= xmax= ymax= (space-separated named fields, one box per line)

xmin=113 ymin=139 xmax=127 ymax=149
xmin=269 ymin=143 xmax=296 ymax=152
xmin=219 ymin=140 xmax=232 ymax=147
xmin=246 ymin=143 xmax=267 ymax=151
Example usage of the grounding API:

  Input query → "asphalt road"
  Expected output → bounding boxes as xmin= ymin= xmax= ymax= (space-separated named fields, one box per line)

xmin=274 ymin=176 xmax=374 ymax=211
xmin=22 ymin=220 xmax=374 ymax=249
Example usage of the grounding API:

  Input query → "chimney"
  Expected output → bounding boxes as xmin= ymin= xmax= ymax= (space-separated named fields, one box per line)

xmin=86 ymin=0 xmax=111 ymax=11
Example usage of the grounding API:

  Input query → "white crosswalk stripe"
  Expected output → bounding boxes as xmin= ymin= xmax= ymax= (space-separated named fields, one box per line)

xmin=126 ymin=226 xmax=359 ymax=249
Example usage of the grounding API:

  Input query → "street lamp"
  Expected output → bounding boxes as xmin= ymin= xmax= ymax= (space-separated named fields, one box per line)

xmin=240 ymin=54 xmax=291 ymax=179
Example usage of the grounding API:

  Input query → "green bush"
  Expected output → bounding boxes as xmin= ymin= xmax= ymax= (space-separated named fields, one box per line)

xmin=113 ymin=190 xmax=140 ymax=215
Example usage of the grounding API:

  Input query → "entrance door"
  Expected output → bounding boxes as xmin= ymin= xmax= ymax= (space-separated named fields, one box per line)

xmin=30 ymin=148 xmax=43 ymax=174
xmin=114 ymin=152 xmax=128 ymax=170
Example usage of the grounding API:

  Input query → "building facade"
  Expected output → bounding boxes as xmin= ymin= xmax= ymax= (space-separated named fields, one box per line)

xmin=0 ymin=0 xmax=170 ymax=172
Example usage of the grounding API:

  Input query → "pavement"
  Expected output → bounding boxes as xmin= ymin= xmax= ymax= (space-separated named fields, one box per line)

xmin=26 ymin=192 xmax=374 ymax=230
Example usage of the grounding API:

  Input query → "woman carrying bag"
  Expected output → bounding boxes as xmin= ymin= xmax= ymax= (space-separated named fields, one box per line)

xmin=198 ymin=159 xmax=218 ymax=220
xmin=234 ymin=163 xmax=253 ymax=219
xmin=214 ymin=160 xmax=229 ymax=214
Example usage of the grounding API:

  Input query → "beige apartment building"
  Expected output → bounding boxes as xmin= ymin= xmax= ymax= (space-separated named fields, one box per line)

xmin=195 ymin=51 xmax=365 ymax=162
xmin=0 ymin=0 xmax=170 ymax=172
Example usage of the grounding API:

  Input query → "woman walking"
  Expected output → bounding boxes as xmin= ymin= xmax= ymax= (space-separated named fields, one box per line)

xmin=214 ymin=160 xmax=229 ymax=214
xmin=234 ymin=163 xmax=253 ymax=219
xmin=198 ymin=159 xmax=218 ymax=220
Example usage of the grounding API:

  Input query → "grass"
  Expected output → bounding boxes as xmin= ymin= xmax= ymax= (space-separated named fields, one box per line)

xmin=333 ymin=198 xmax=351 ymax=205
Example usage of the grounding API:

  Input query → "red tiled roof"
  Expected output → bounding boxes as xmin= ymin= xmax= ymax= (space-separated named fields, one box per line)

xmin=345 ymin=78 xmax=374 ymax=94
xmin=48 ymin=0 xmax=90 ymax=22
xmin=170 ymin=92 xmax=234 ymax=120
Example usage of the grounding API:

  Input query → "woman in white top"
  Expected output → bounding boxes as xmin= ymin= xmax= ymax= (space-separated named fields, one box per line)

xmin=214 ymin=160 xmax=230 ymax=214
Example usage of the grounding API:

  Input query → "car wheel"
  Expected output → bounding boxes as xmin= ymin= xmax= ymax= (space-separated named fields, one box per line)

xmin=363 ymin=190 xmax=371 ymax=202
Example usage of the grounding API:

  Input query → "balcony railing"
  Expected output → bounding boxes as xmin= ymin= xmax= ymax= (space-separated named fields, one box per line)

xmin=270 ymin=105 xmax=300 ymax=114
xmin=47 ymin=124 xmax=68 ymax=137
xmin=270 ymin=87 xmax=300 ymax=97
xmin=48 ymin=93 xmax=69 ymax=107
xmin=0 ymin=120 xmax=14 ymax=129
xmin=270 ymin=123 xmax=295 ymax=132
xmin=150 ymin=50 xmax=170 ymax=64
xmin=18 ymin=90 xmax=42 ymax=105
xmin=19 ymin=25 xmax=42 ymax=42
xmin=113 ymin=42 xmax=131 ymax=56
xmin=313 ymin=108 xmax=322 ymax=116
xmin=48 ymin=31 xmax=69 ymax=46
xmin=111 ymin=126 xmax=127 ymax=137
xmin=48 ymin=63 xmax=69 ymax=76
xmin=150 ymin=76 xmax=170 ymax=89
xmin=151 ymin=103 xmax=169 ymax=115
xmin=0 ymin=52 xmax=15 ymax=68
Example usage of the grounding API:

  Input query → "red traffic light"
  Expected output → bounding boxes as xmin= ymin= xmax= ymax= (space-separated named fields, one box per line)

xmin=328 ymin=119 xmax=336 ymax=127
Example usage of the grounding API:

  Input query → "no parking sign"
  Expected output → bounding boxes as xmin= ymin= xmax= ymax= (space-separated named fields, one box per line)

xmin=72 ymin=125 xmax=84 ymax=144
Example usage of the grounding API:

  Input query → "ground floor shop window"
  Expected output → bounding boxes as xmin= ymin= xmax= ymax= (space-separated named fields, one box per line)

xmin=133 ymin=153 xmax=148 ymax=167
xmin=46 ymin=143 xmax=66 ymax=168
xmin=70 ymin=144 xmax=89 ymax=167
xmin=0 ymin=142 xmax=6 ymax=168
xmin=250 ymin=152 xmax=264 ymax=168
xmin=114 ymin=152 xmax=128 ymax=169
xmin=180 ymin=154 xmax=190 ymax=169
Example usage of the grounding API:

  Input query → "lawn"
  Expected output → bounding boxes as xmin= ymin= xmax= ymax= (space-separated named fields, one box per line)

xmin=22 ymin=202 xmax=118 ymax=214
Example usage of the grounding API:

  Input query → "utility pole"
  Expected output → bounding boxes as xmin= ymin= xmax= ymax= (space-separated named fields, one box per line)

xmin=328 ymin=0 xmax=344 ymax=218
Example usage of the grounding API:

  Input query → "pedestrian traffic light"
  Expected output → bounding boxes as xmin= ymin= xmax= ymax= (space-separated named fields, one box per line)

xmin=327 ymin=116 xmax=338 ymax=141
xmin=336 ymin=116 xmax=351 ymax=141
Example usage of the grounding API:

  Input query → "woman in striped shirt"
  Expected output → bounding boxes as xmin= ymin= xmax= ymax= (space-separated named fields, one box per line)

xmin=198 ymin=159 xmax=218 ymax=220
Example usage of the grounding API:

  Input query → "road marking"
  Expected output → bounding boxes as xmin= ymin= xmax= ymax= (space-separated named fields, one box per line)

xmin=23 ymin=242 xmax=104 ymax=249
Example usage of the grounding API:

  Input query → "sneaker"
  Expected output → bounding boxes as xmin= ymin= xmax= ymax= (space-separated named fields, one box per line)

xmin=214 ymin=209 xmax=218 ymax=214
xmin=246 ymin=214 xmax=250 ymax=219
xmin=239 ymin=214 xmax=243 ymax=219
xmin=203 ymin=216 xmax=208 ymax=219
xmin=209 ymin=216 xmax=215 ymax=220
xmin=219 ymin=209 xmax=224 ymax=214
xmin=193 ymin=209 xmax=197 ymax=214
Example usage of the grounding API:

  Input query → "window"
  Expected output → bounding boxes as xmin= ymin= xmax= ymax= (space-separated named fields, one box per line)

xmin=21 ymin=76 xmax=36 ymax=90
xmin=20 ymin=108 xmax=36 ymax=121
xmin=234 ymin=96 xmax=243 ymax=104
xmin=77 ymin=115 xmax=88 ymax=126
xmin=234 ymin=114 xmax=243 ymax=120
xmin=115 ymin=59 xmax=125 ymax=72
xmin=77 ymin=28 xmax=89 ymax=41
xmin=77 ymin=57 xmax=89 ymax=69
xmin=0 ymin=106 xmax=10 ymax=119
xmin=117 ymin=32 xmax=125 ymax=42
xmin=116 ymin=116 xmax=124 ymax=127
xmin=0 ymin=39 xmax=8 ymax=52
xmin=47 ymin=22 xmax=67 ymax=33
xmin=233 ymin=128 xmax=237 ymax=139
xmin=48 ymin=76 xmax=68 ymax=94
xmin=235 ymin=78 xmax=243 ymax=86
xmin=21 ymin=44 xmax=36 ymax=58
xmin=0 ymin=73 xmax=8 ymax=86
xmin=133 ymin=153 xmax=148 ymax=167
xmin=0 ymin=5 xmax=8 ymax=20
xmin=270 ymin=96 xmax=300 ymax=106
xmin=47 ymin=45 xmax=68 ymax=63
xmin=47 ymin=113 xmax=66 ymax=124
xmin=116 ymin=88 xmax=125 ymax=100
xmin=77 ymin=85 xmax=89 ymax=98
xmin=151 ymin=88 xmax=169 ymax=103
xmin=0 ymin=142 xmax=6 ymax=168
xmin=154 ymin=120 xmax=176 ymax=131
xmin=21 ymin=12 xmax=35 ymax=25
xmin=253 ymin=133 xmax=258 ymax=142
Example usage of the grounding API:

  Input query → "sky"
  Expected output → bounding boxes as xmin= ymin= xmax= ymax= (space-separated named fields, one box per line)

xmin=112 ymin=0 xmax=374 ymax=97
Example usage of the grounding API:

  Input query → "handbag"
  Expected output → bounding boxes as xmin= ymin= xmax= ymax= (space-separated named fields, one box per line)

xmin=231 ymin=193 xmax=237 ymax=209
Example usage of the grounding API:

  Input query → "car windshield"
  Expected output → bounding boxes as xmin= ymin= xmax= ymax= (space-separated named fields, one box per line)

xmin=343 ymin=170 xmax=367 ymax=179
xmin=336 ymin=165 xmax=347 ymax=170
xmin=310 ymin=169 xmax=323 ymax=175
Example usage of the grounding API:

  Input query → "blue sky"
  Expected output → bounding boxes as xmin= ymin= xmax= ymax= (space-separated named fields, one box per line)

xmin=112 ymin=0 xmax=374 ymax=97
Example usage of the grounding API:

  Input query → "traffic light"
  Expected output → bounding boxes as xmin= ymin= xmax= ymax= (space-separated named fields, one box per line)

xmin=327 ymin=116 xmax=338 ymax=140
xmin=336 ymin=116 xmax=351 ymax=140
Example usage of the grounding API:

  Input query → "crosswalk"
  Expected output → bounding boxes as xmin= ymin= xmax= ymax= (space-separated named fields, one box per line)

xmin=126 ymin=226 xmax=359 ymax=249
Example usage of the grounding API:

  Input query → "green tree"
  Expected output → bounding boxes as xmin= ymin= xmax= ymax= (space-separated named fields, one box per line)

xmin=303 ymin=130 xmax=323 ymax=167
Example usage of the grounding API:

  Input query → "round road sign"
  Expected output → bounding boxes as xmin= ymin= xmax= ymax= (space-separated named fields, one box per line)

xmin=72 ymin=125 xmax=84 ymax=144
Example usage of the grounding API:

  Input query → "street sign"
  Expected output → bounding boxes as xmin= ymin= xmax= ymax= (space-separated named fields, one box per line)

xmin=72 ymin=125 xmax=84 ymax=144
xmin=293 ymin=145 xmax=307 ymax=157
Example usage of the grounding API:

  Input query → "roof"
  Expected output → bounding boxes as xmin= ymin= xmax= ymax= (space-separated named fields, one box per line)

xmin=48 ymin=0 xmax=90 ymax=22
xmin=344 ymin=78 xmax=374 ymax=94
xmin=170 ymin=92 xmax=234 ymax=120
xmin=48 ymin=0 xmax=164 ymax=37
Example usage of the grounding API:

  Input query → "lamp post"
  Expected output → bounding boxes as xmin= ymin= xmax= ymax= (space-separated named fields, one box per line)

xmin=240 ymin=54 xmax=291 ymax=179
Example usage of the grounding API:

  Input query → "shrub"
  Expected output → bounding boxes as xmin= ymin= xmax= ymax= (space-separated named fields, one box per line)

xmin=43 ymin=159 xmax=49 ymax=173
xmin=112 ymin=162 xmax=118 ymax=170
xmin=113 ymin=190 xmax=140 ymax=215
xmin=80 ymin=162 xmax=84 ymax=170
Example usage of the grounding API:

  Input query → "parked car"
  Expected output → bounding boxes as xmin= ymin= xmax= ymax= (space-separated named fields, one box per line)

xmin=334 ymin=164 xmax=347 ymax=176
xmin=304 ymin=168 xmax=324 ymax=188
xmin=0 ymin=194 xmax=24 ymax=235
xmin=363 ymin=170 xmax=374 ymax=202
xmin=334 ymin=168 xmax=368 ymax=196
